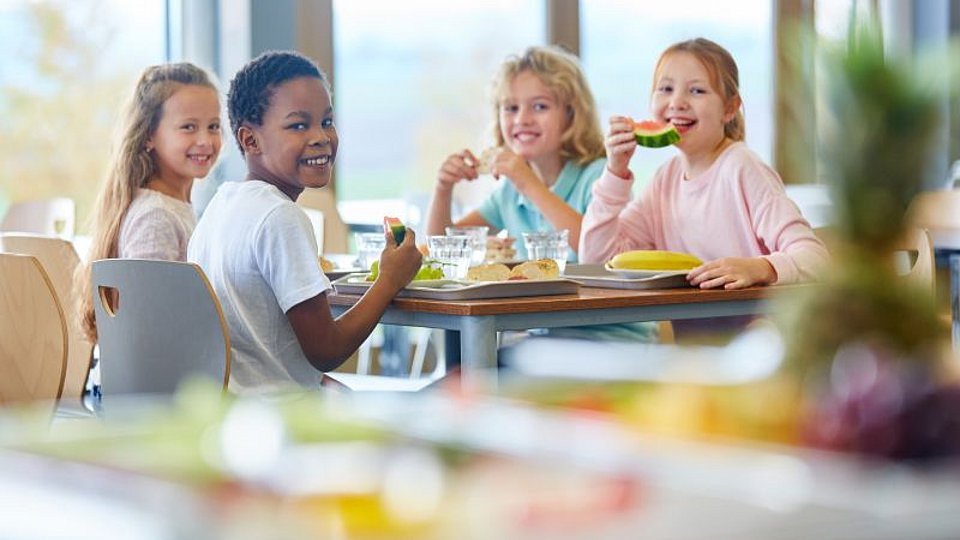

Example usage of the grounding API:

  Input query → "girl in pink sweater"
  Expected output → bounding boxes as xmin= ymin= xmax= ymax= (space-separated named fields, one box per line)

xmin=581 ymin=38 xmax=828 ymax=290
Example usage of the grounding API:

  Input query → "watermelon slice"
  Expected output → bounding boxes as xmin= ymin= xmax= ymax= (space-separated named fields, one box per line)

xmin=384 ymin=216 xmax=406 ymax=244
xmin=633 ymin=120 xmax=680 ymax=148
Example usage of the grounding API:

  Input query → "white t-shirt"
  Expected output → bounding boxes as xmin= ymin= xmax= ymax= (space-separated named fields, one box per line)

xmin=188 ymin=180 xmax=331 ymax=393
xmin=119 ymin=188 xmax=197 ymax=260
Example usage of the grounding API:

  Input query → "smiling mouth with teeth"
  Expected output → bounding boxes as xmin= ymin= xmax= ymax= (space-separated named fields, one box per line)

xmin=669 ymin=119 xmax=695 ymax=133
xmin=303 ymin=156 xmax=331 ymax=166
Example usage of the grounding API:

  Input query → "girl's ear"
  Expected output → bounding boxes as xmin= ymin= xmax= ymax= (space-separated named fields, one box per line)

xmin=237 ymin=125 xmax=260 ymax=155
xmin=724 ymin=95 xmax=742 ymax=123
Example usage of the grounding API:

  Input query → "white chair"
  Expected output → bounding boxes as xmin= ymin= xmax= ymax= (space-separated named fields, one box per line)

xmin=325 ymin=327 xmax=444 ymax=392
xmin=0 ymin=198 xmax=76 ymax=238
xmin=0 ymin=233 xmax=94 ymax=404
xmin=91 ymin=259 xmax=231 ymax=399
xmin=301 ymin=207 xmax=325 ymax=254
xmin=0 ymin=253 xmax=68 ymax=414
xmin=355 ymin=327 xmax=445 ymax=380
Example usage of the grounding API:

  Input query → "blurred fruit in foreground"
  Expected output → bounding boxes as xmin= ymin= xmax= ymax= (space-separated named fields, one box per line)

xmin=801 ymin=342 xmax=960 ymax=462
xmin=775 ymin=12 xmax=960 ymax=464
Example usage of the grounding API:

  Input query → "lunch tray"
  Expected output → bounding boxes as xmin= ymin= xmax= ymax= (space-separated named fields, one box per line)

xmin=563 ymin=264 xmax=693 ymax=290
xmin=332 ymin=273 xmax=581 ymax=300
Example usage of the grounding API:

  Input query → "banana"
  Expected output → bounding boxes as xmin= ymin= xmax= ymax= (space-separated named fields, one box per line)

xmin=608 ymin=250 xmax=702 ymax=271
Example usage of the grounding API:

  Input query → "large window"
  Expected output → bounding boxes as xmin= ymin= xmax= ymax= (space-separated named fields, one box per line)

xmin=331 ymin=0 xmax=545 ymax=218
xmin=581 ymin=0 xmax=774 ymax=190
xmin=0 ymin=0 xmax=166 ymax=230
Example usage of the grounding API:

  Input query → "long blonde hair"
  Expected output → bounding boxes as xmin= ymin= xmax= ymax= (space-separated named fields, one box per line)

xmin=77 ymin=63 xmax=217 ymax=341
xmin=653 ymin=38 xmax=745 ymax=141
xmin=490 ymin=46 xmax=605 ymax=166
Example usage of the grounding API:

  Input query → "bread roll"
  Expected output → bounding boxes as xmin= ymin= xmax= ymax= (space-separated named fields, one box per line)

xmin=319 ymin=255 xmax=335 ymax=273
xmin=466 ymin=263 xmax=511 ymax=282
xmin=508 ymin=259 xmax=560 ymax=280
xmin=485 ymin=236 xmax=517 ymax=262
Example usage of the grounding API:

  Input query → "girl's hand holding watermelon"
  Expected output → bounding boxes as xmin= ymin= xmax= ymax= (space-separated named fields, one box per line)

xmin=604 ymin=116 xmax=681 ymax=178
xmin=604 ymin=115 xmax=640 ymax=178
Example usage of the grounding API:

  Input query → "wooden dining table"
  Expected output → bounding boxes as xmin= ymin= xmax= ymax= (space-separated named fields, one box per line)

xmin=328 ymin=284 xmax=795 ymax=390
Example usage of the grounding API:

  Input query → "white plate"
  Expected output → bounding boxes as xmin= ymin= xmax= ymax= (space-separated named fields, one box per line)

xmin=603 ymin=263 xmax=690 ymax=279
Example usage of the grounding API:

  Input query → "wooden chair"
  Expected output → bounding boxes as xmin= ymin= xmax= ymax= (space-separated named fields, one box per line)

xmin=907 ymin=189 xmax=960 ymax=232
xmin=0 ymin=253 xmax=68 ymax=410
xmin=0 ymin=234 xmax=94 ymax=404
xmin=815 ymin=226 xmax=934 ymax=290
xmin=893 ymin=227 xmax=935 ymax=292
xmin=91 ymin=259 xmax=231 ymax=398
xmin=0 ymin=198 xmax=76 ymax=238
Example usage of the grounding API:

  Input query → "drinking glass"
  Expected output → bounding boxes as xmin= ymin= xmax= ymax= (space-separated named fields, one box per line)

xmin=427 ymin=235 xmax=473 ymax=279
xmin=445 ymin=225 xmax=489 ymax=265
xmin=522 ymin=229 xmax=570 ymax=274
xmin=355 ymin=232 xmax=386 ymax=270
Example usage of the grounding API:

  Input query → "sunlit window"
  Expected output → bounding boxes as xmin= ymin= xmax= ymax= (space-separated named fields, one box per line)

xmin=0 ymin=0 xmax=166 ymax=228
xmin=816 ymin=0 xmax=862 ymax=41
xmin=331 ymin=0 xmax=545 ymax=217
xmin=581 ymin=0 xmax=773 ymax=189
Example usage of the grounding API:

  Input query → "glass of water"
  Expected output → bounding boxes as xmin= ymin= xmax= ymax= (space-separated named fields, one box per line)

xmin=355 ymin=232 xmax=386 ymax=270
xmin=522 ymin=229 xmax=570 ymax=274
xmin=445 ymin=225 xmax=489 ymax=265
xmin=427 ymin=235 xmax=473 ymax=279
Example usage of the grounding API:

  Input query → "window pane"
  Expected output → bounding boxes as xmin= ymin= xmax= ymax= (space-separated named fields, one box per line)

xmin=0 ymin=0 xmax=166 ymax=229
xmin=582 ymin=1 xmax=773 ymax=189
xmin=332 ymin=0 xmax=545 ymax=217
xmin=816 ymin=0 xmax=859 ymax=41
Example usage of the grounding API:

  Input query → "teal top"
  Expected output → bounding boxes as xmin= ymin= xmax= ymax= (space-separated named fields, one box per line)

xmin=477 ymin=158 xmax=605 ymax=260
xmin=476 ymin=156 xmax=657 ymax=343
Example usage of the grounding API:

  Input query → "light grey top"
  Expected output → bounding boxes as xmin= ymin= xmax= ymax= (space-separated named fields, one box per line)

xmin=118 ymin=188 xmax=196 ymax=261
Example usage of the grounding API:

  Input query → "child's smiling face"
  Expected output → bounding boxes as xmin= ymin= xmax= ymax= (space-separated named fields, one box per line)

xmin=243 ymin=76 xmax=338 ymax=200
xmin=650 ymin=51 xmax=735 ymax=159
xmin=148 ymin=84 xmax=222 ymax=185
xmin=498 ymin=70 xmax=567 ymax=163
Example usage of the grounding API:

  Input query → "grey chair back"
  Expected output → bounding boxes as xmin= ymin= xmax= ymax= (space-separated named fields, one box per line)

xmin=91 ymin=259 xmax=231 ymax=397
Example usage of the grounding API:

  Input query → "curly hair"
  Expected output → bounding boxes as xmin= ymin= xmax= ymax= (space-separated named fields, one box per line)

xmin=490 ymin=45 xmax=605 ymax=166
xmin=227 ymin=50 xmax=329 ymax=154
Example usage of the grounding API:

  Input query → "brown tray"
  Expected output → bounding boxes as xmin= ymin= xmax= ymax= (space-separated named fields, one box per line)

xmin=332 ymin=273 xmax=581 ymax=300
xmin=563 ymin=264 xmax=693 ymax=290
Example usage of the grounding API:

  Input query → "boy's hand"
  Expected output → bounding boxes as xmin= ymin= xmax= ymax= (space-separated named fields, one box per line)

xmin=376 ymin=222 xmax=422 ymax=292
xmin=488 ymin=148 xmax=539 ymax=192
xmin=437 ymin=150 xmax=480 ymax=192
xmin=605 ymin=115 xmax=637 ymax=178
xmin=687 ymin=257 xmax=777 ymax=290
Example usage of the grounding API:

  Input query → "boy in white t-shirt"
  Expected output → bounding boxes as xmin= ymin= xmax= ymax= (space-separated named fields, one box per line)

xmin=189 ymin=51 xmax=422 ymax=393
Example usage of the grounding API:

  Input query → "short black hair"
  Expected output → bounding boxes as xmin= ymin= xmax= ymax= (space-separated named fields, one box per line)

xmin=227 ymin=50 xmax=329 ymax=154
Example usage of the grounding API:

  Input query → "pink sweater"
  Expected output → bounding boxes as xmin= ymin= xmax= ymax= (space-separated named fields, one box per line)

xmin=580 ymin=142 xmax=828 ymax=284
